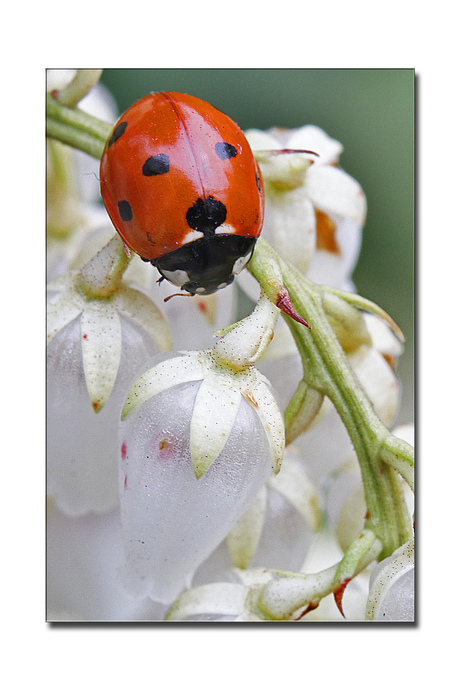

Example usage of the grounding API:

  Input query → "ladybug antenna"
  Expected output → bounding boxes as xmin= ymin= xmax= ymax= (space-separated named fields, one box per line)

xmin=266 ymin=148 xmax=320 ymax=158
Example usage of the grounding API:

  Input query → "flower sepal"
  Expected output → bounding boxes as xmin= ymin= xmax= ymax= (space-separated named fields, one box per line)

xmin=47 ymin=236 xmax=171 ymax=413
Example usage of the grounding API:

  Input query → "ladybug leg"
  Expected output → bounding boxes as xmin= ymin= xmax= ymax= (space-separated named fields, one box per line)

xmin=163 ymin=292 xmax=194 ymax=303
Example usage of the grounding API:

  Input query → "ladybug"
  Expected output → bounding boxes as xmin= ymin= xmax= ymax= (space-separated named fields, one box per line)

xmin=100 ymin=92 xmax=264 ymax=296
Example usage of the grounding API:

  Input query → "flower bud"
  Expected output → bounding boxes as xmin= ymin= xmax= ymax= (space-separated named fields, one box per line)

xmin=47 ymin=239 xmax=171 ymax=516
xmin=118 ymin=296 xmax=285 ymax=603
xmin=244 ymin=124 xmax=366 ymax=289
xmin=47 ymin=310 xmax=164 ymax=516
xmin=366 ymin=539 xmax=414 ymax=621
xmin=118 ymin=371 xmax=273 ymax=603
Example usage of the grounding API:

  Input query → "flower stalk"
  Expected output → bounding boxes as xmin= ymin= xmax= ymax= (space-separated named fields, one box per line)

xmin=46 ymin=92 xmax=112 ymax=160
xmin=76 ymin=234 xmax=131 ymax=299
xmin=51 ymin=69 xmax=104 ymax=108
xmin=253 ymin=528 xmax=382 ymax=620
xmin=249 ymin=237 xmax=413 ymax=559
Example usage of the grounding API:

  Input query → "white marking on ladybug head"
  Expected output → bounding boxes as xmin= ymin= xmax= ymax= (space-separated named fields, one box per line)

xmin=232 ymin=251 xmax=252 ymax=275
xmin=182 ymin=230 xmax=205 ymax=245
xmin=215 ymin=223 xmax=236 ymax=235
xmin=217 ymin=282 xmax=228 ymax=289
xmin=195 ymin=287 xmax=206 ymax=293
xmin=160 ymin=268 xmax=190 ymax=287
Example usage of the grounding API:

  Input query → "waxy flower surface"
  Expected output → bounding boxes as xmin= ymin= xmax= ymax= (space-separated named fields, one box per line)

xmin=117 ymin=295 xmax=285 ymax=603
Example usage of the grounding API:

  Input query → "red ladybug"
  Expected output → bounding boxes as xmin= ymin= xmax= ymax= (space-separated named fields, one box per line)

xmin=100 ymin=92 xmax=264 ymax=295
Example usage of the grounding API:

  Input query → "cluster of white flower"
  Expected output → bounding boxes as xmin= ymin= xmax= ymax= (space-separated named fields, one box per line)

xmin=46 ymin=71 xmax=414 ymax=622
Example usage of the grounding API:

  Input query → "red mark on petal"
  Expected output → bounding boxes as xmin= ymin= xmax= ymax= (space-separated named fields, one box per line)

xmin=157 ymin=437 xmax=175 ymax=461
xmin=294 ymin=601 xmax=319 ymax=620
xmin=121 ymin=442 xmax=127 ymax=460
xmin=197 ymin=298 xmax=208 ymax=313
xmin=243 ymin=391 xmax=258 ymax=408
xmin=92 ymin=401 xmax=100 ymax=412
xmin=276 ymin=288 xmax=311 ymax=329
xmin=82 ymin=333 xmax=88 ymax=339
xmin=124 ymin=475 xmax=128 ymax=490
xmin=333 ymin=578 xmax=351 ymax=618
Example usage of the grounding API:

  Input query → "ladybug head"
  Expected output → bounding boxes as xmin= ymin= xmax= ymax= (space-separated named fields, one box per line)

xmin=153 ymin=232 xmax=257 ymax=296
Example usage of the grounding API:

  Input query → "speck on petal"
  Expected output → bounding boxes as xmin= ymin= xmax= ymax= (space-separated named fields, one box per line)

xmin=81 ymin=302 xmax=122 ymax=412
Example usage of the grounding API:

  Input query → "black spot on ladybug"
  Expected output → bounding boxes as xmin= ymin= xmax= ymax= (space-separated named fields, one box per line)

xmin=142 ymin=153 xmax=170 ymax=176
xmin=256 ymin=169 xmax=262 ymax=194
xmin=186 ymin=197 xmax=227 ymax=234
xmin=215 ymin=142 xmax=238 ymax=160
xmin=118 ymin=200 xmax=133 ymax=221
xmin=108 ymin=121 xmax=128 ymax=147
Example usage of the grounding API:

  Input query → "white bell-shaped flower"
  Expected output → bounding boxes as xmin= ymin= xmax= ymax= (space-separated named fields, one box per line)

xmin=47 ymin=237 xmax=172 ymax=516
xmin=366 ymin=539 xmax=414 ymax=622
xmin=118 ymin=294 xmax=285 ymax=604
xmin=239 ymin=125 xmax=367 ymax=302
xmin=46 ymin=504 xmax=168 ymax=621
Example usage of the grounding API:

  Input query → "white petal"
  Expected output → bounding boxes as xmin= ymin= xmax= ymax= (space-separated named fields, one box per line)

xmin=121 ymin=352 xmax=204 ymax=420
xmin=348 ymin=345 xmax=400 ymax=428
xmin=166 ymin=583 xmax=248 ymax=621
xmin=190 ymin=373 xmax=242 ymax=478
xmin=47 ymin=287 xmax=83 ymax=344
xmin=267 ymin=457 xmax=321 ymax=532
xmin=287 ymin=125 xmax=343 ymax=165
xmin=267 ymin=188 xmax=316 ymax=274
xmin=226 ymin=485 xmax=267 ymax=568
xmin=245 ymin=372 xmax=285 ymax=474
xmin=244 ymin=128 xmax=281 ymax=152
xmin=306 ymin=165 xmax=367 ymax=224
xmin=81 ymin=303 xmax=122 ymax=412
xmin=306 ymin=217 xmax=363 ymax=289
xmin=46 ymin=69 xmax=76 ymax=91
xmin=156 ymin=278 xmax=238 ymax=351
xmin=114 ymin=284 xmax=172 ymax=352
xmin=363 ymin=313 xmax=404 ymax=361
xmin=366 ymin=539 xmax=414 ymax=621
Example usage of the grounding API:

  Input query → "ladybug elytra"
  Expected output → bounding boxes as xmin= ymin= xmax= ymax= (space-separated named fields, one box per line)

xmin=100 ymin=92 xmax=264 ymax=296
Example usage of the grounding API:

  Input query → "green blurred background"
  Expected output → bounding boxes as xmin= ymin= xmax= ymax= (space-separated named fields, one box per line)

xmin=100 ymin=69 xmax=414 ymax=425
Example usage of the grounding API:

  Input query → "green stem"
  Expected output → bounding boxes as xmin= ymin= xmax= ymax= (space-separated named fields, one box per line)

xmin=255 ymin=529 xmax=382 ymax=620
xmin=249 ymin=238 xmax=413 ymax=559
xmin=46 ymin=93 xmax=112 ymax=159
xmin=54 ymin=69 xmax=103 ymax=108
